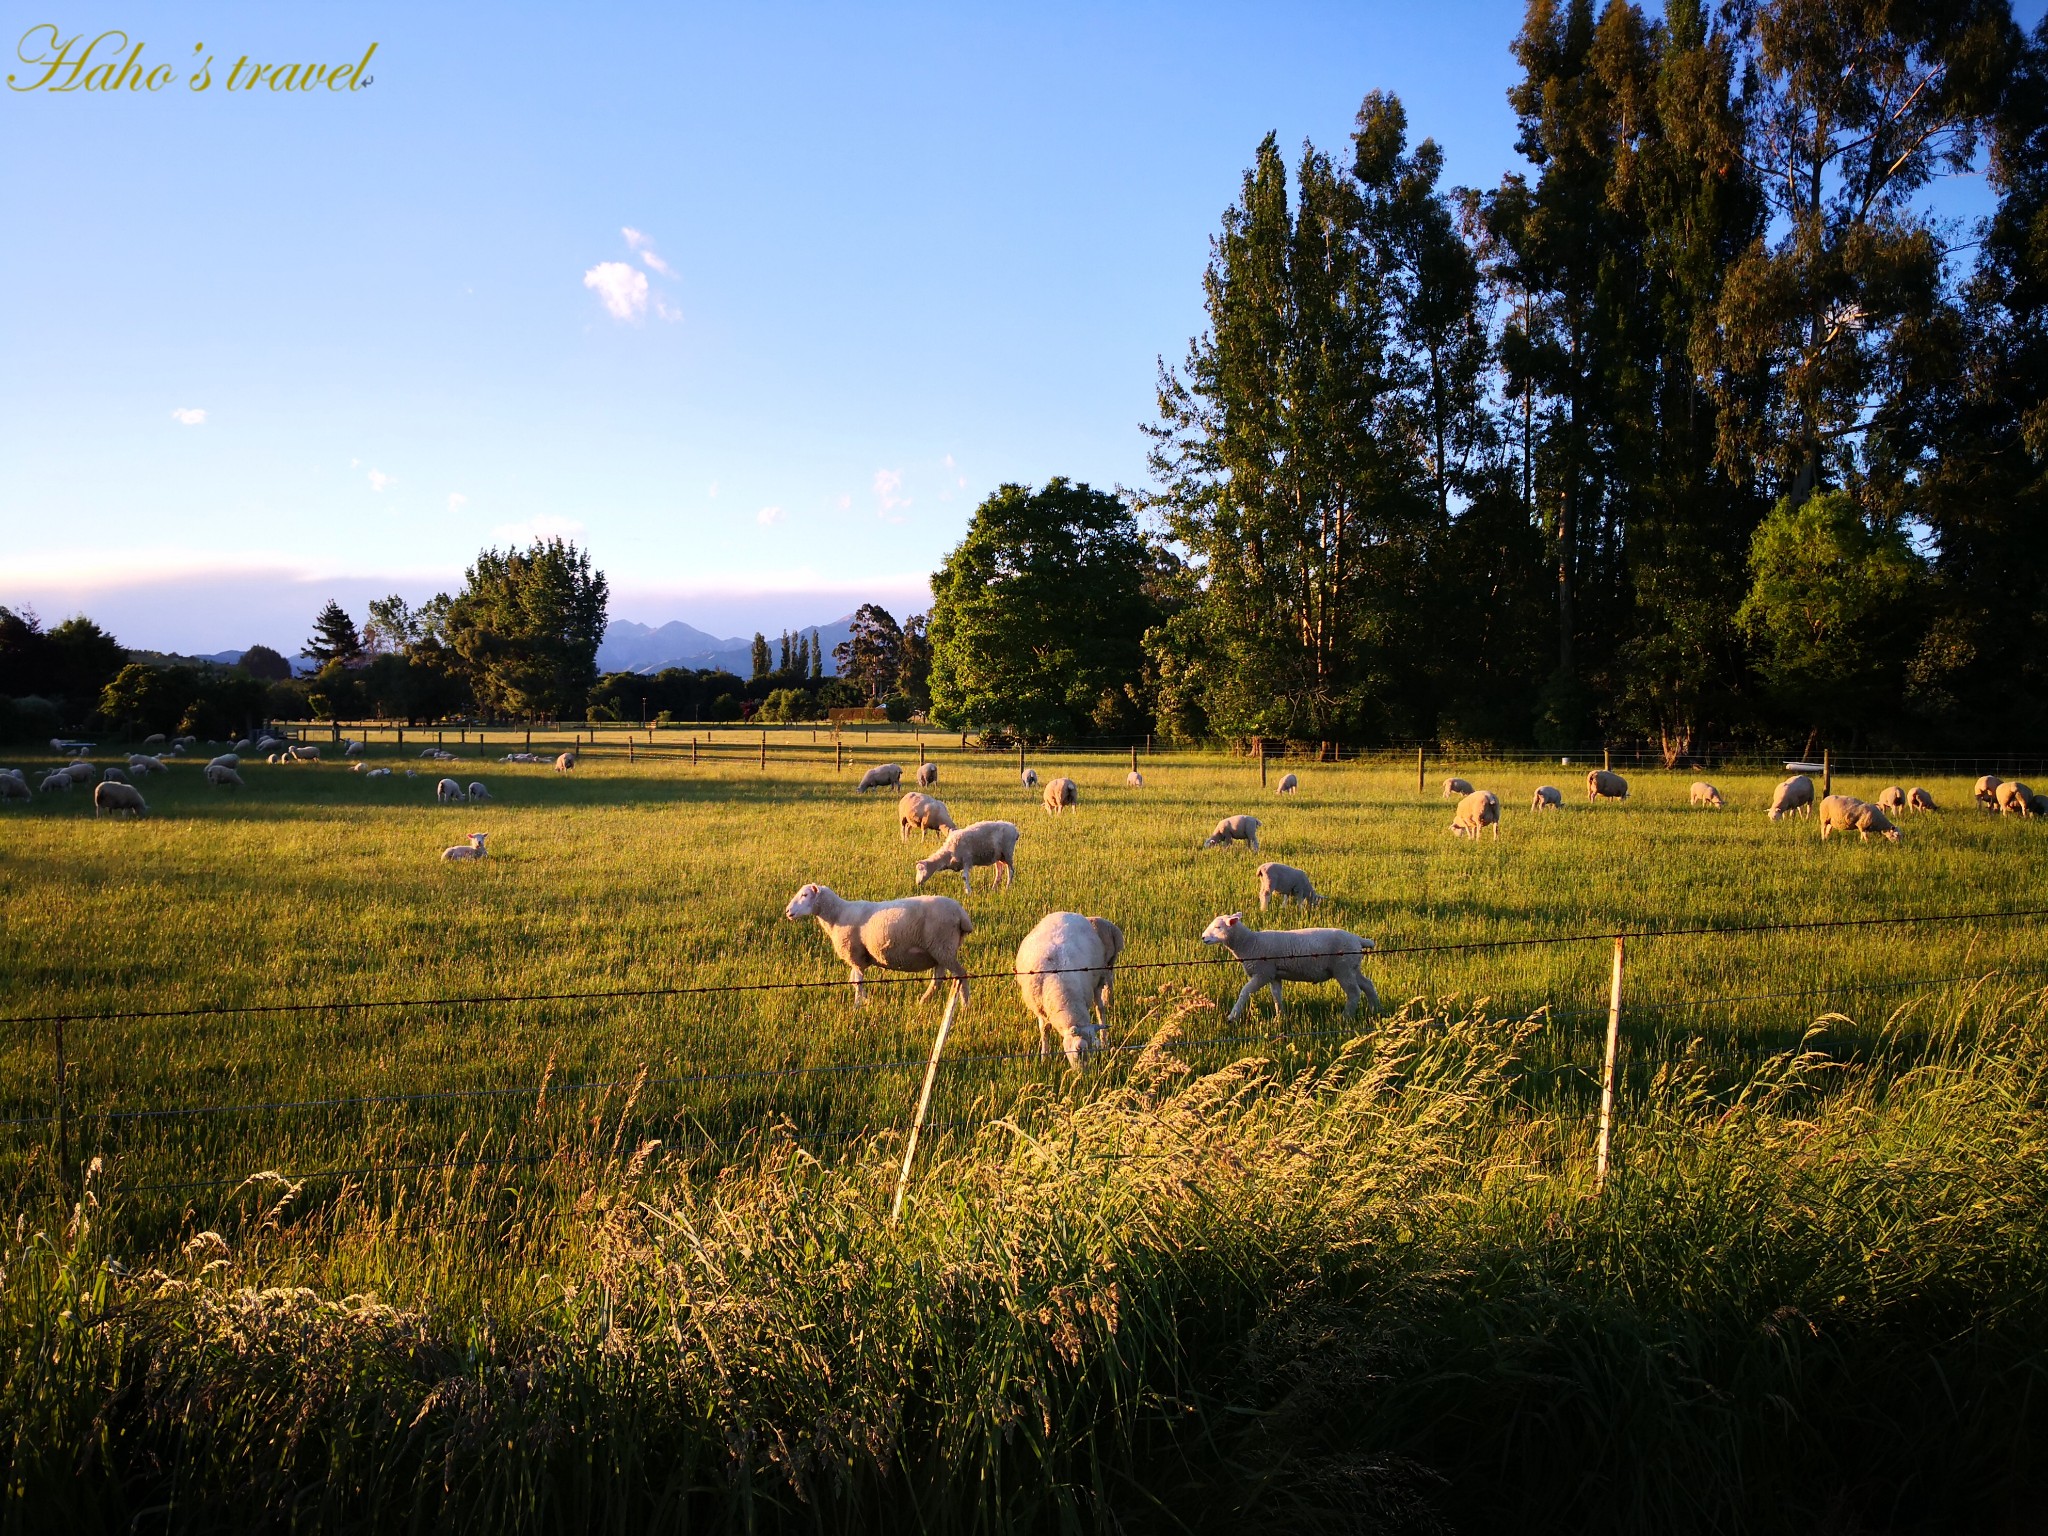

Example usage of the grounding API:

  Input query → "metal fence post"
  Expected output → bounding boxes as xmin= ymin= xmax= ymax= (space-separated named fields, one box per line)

xmin=891 ymin=985 xmax=962 ymax=1225
xmin=1595 ymin=936 xmax=1625 ymax=1189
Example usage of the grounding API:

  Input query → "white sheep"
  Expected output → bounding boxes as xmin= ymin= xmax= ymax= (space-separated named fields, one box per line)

xmin=0 ymin=775 xmax=29 ymax=803
xmin=142 ymin=733 xmax=166 ymax=749
xmin=343 ymin=740 xmax=363 ymax=757
xmin=442 ymin=831 xmax=489 ymax=861
xmin=1768 ymin=775 xmax=1815 ymax=821
xmin=436 ymin=778 xmax=467 ymax=804
xmin=467 ymin=781 xmax=492 ymax=800
xmin=1820 ymin=794 xmax=1902 ymax=843
xmin=365 ymin=767 xmax=392 ymax=780
xmin=554 ymin=751 xmax=577 ymax=772
xmin=1532 ymin=785 xmax=1562 ymax=811
xmin=100 ymin=766 xmax=128 ymax=784
xmin=897 ymin=791 xmax=957 ymax=841
xmin=854 ymin=762 xmax=902 ymax=794
xmin=203 ymin=764 xmax=245 ymax=790
xmin=209 ymin=754 xmax=240 ymax=769
xmin=1975 ymin=774 xmax=2002 ymax=810
xmin=1441 ymin=776 xmax=1474 ymax=799
xmin=1996 ymin=780 xmax=2036 ymax=817
xmin=1021 ymin=766 xmax=1039 ymax=789
xmin=94 ymin=782 xmax=148 ymax=817
xmin=1200 ymin=913 xmax=1378 ymax=1021
xmin=1689 ymin=781 xmax=1725 ymax=809
xmin=127 ymin=755 xmax=167 ymax=775
xmin=62 ymin=762 xmax=96 ymax=786
xmin=420 ymin=748 xmax=446 ymax=760
xmin=1876 ymin=786 xmax=1907 ymax=815
xmin=1014 ymin=911 xmax=1124 ymax=1066
xmin=1586 ymin=769 xmax=1629 ymax=800
xmin=784 ymin=882 xmax=974 ymax=1004
xmin=1042 ymin=776 xmax=1078 ymax=815
xmin=233 ymin=738 xmax=253 ymax=753
xmin=288 ymin=745 xmax=320 ymax=762
xmin=914 ymin=819 xmax=1020 ymax=893
xmin=1449 ymin=789 xmax=1500 ymax=839
xmin=915 ymin=761 xmax=938 ymax=788
xmin=1276 ymin=771 xmax=1299 ymax=794
xmin=1907 ymin=787 xmax=1938 ymax=813
xmin=1202 ymin=815 xmax=1261 ymax=851
xmin=38 ymin=772 xmax=71 ymax=794
xmin=1126 ymin=770 xmax=1144 ymax=788
xmin=1256 ymin=861 xmax=1320 ymax=910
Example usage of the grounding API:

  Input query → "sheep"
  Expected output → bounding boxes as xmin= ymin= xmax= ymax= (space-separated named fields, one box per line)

xmin=915 ymin=761 xmax=938 ymax=788
xmin=1975 ymin=774 xmax=2003 ymax=810
xmin=365 ymin=767 xmax=392 ymax=780
xmin=1820 ymin=794 xmax=1902 ymax=843
xmin=1449 ymin=789 xmax=1501 ymax=839
xmin=1877 ymin=786 xmax=1907 ymax=815
xmin=1200 ymin=913 xmax=1378 ymax=1021
xmin=914 ymin=819 xmax=1020 ymax=894
xmin=784 ymin=882 xmax=974 ymax=1004
xmin=142 ymin=733 xmax=166 ymax=749
xmin=0 ymin=775 xmax=29 ymax=804
xmin=62 ymin=762 xmax=96 ymax=786
xmin=1042 ymin=776 xmax=1078 ymax=815
xmin=1587 ymin=769 xmax=1629 ymax=801
xmin=94 ymin=782 xmax=148 ymax=817
xmin=209 ymin=754 xmax=240 ymax=769
xmin=897 ymin=791 xmax=957 ymax=841
xmin=501 ymin=751 xmax=545 ymax=763
xmin=420 ymin=748 xmax=446 ymax=760
xmin=1202 ymin=815 xmax=1261 ymax=851
xmin=1126 ymin=770 xmax=1144 ymax=788
xmin=1689 ymin=781 xmax=1725 ymax=809
xmin=468 ymin=781 xmax=493 ymax=801
xmin=1013 ymin=911 xmax=1125 ymax=1066
xmin=854 ymin=762 xmax=902 ymax=794
xmin=256 ymin=737 xmax=286 ymax=754
xmin=442 ymin=832 xmax=489 ymax=862
xmin=343 ymin=740 xmax=363 ymax=757
xmin=1441 ymin=776 xmax=1474 ymax=799
xmin=1996 ymin=780 xmax=2036 ymax=817
xmin=1276 ymin=771 xmax=1299 ymax=794
xmin=436 ymin=778 xmax=467 ymax=804
xmin=2032 ymin=793 xmax=2048 ymax=818
xmin=233 ymin=738 xmax=253 ymax=753
xmin=1256 ymin=861 xmax=1320 ymax=910
xmin=1021 ymin=766 xmax=1039 ymax=789
xmin=1531 ymin=784 xmax=1563 ymax=811
xmin=288 ymin=745 xmax=321 ymax=762
xmin=203 ymin=764 xmax=245 ymax=790
xmin=1907 ymin=787 xmax=1938 ymax=813
xmin=100 ymin=766 xmax=128 ymax=784
xmin=1768 ymin=775 xmax=1815 ymax=821
xmin=554 ymin=751 xmax=577 ymax=772
xmin=39 ymin=772 xmax=71 ymax=794
xmin=127 ymin=755 xmax=167 ymax=775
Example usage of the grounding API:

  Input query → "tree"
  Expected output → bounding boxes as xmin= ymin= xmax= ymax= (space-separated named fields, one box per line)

xmin=833 ymin=605 xmax=904 ymax=704
xmin=304 ymin=601 xmax=362 ymax=667
xmin=442 ymin=538 xmax=610 ymax=719
xmin=809 ymin=631 xmax=824 ymax=681
xmin=237 ymin=644 xmax=292 ymax=681
xmin=750 ymin=633 xmax=772 ymax=680
xmin=897 ymin=613 xmax=933 ymax=710
xmin=928 ymin=480 xmax=1157 ymax=739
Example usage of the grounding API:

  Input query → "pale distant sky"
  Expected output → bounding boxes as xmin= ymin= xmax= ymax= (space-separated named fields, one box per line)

xmin=0 ymin=1 xmax=2025 ymax=653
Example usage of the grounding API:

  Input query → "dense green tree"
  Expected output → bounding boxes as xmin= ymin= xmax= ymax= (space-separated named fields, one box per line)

xmin=896 ymin=613 xmax=932 ymax=711
xmin=750 ymin=633 xmax=772 ymax=680
xmin=303 ymin=600 xmax=362 ymax=667
xmin=442 ymin=539 xmax=609 ymax=719
xmin=236 ymin=644 xmax=293 ymax=681
xmin=832 ymin=605 xmax=904 ymax=705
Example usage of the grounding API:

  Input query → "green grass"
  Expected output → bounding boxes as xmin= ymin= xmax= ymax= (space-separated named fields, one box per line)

xmin=1 ymin=743 xmax=2044 ymax=1530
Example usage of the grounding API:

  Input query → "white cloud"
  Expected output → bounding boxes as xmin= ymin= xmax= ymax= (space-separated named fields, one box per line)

xmin=622 ymin=226 xmax=650 ymax=250
xmin=623 ymin=225 xmax=678 ymax=276
xmin=942 ymin=453 xmax=955 ymax=469
xmin=448 ymin=492 xmax=469 ymax=513
xmin=169 ymin=406 xmax=206 ymax=426
xmin=757 ymin=505 xmax=784 ymax=526
xmin=583 ymin=261 xmax=648 ymax=321
xmin=367 ymin=469 xmax=394 ymax=493
xmin=642 ymin=252 xmax=678 ymax=277
xmin=489 ymin=514 xmax=587 ymax=546
xmin=873 ymin=468 xmax=910 ymax=520
xmin=654 ymin=297 xmax=682 ymax=322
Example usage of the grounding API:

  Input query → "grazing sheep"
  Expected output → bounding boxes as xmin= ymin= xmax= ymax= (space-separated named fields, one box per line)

xmin=203 ymin=764 xmax=245 ymax=790
xmin=442 ymin=832 xmax=489 ymax=862
xmin=208 ymin=754 xmax=240 ymax=769
xmin=897 ymin=791 xmax=957 ymax=841
xmin=784 ymin=882 xmax=975 ymax=1004
xmin=1820 ymin=794 xmax=1903 ymax=843
xmin=1202 ymin=815 xmax=1261 ymax=851
xmin=62 ymin=762 xmax=96 ymax=786
xmin=1532 ymin=785 xmax=1563 ymax=811
xmin=1907 ymin=787 xmax=1938 ymax=813
xmin=39 ymin=772 xmax=71 ymax=794
xmin=1200 ymin=913 xmax=1378 ymax=1022
xmin=128 ymin=755 xmax=167 ymax=775
xmin=1690 ymin=781 xmax=1725 ymax=809
xmin=1276 ymin=771 xmax=1299 ymax=795
xmin=2031 ymin=793 xmax=2048 ymax=818
xmin=1877 ymin=786 xmax=1907 ymax=815
xmin=1587 ymin=769 xmax=1629 ymax=801
xmin=1126 ymin=770 xmax=1144 ymax=788
xmin=256 ymin=737 xmax=286 ymax=754
xmin=1042 ymin=776 xmax=1078 ymax=815
xmin=233 ymin=739 xmax=253 ymax=753
xmin=1975 ymin=774 xmax=2003 ymax=810
xmin=100 ymin=766 xmax=128 ymax=784
xmin=1768 ymin=775 xmax=1815 ymax=821
xmin=914 ymin=819 xmax=1020 ymax=894
xmin=554 ymin=751 xmax=577 ymax=773
xmin=0 ymin=776 xmax=29 ymax=803
xmin=343 ymin=740 xmax=363 ymax=757
xmin=1996 ymin=780 xmax=2036 ymax=817
xmin=1014 ymin=911 xmax=1125 ymax=1066
xmin=1441 ymin=776 xmax=1474 ymax=799
xmin=915 ymin=761 xmax=938 ymax=788
xmin=1021 ymin=767 xmax=1039 ymax=789
xmin=467 ymin=782 xmax=492 ymax=801
xmin=436 ymin=778 xmax=467 ymax=804
xmin=288 ymin=745 xmax=320 ymax=762
xmin=94 ymin=782 xmax=148 ymax=817
xmin=1256 ymin=861 xmax=1320 ymax=910
xmin=142 ymin=733 xmax=166 ymax=749
xmin=1450 ymin=789 xmax=1501 ymax=839
xmin=854 ymin=762 xmax=902 ymax=794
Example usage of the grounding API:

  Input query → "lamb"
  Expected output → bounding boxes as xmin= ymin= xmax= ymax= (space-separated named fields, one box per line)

xmin=1126 ymin=770 xmax=1144 ymax=788
xmin=467 ymin=781 xmax=492 ymax=801
xmin=1877 ymin=786 xmax=1907 ymax=815
xmin=62 ymin=762 xmax=96 ymax=786
xmin=1820 ymin=794 xmax=1902 ymax=843
xmin=1587 ymin=769 xmax=1630 ymax=800
xmin=1975 ymin=774 xmax=2003 ymax=810
xmin=421 ymin=748 xmax=446 ymax=759
xmin=1200 ymin=913 xmax=1378 ymax=1021
xmin=554 ymin=751 xmax=577 ymax=773
xmin=364 ymin=767 xmax=392 ymax=780
xmin=2032 ymin=793 xmax=2048 ymax=818
xmin=1014 ymin=911 xmax=1125 ymax=1066
xmin=1907 ymin=787 xmax=1938 ymax=813
xmin=1441 ymin=776 xmax=1474 ymax=799
xmin=854 ymin=762 xmax=902 ymax=794
xmin=784 ymin=882 xmax=974 ymax=1004
xmin=0 ymin=775 xmax=29 ymax=803
xmin=288 ymin=745 xmax=320 ymax=762
xmin=1202 ymin=815 xmax=1261 ymax=851
xmin=255 ymin=737 xmax=286 ymax=754
xmin=1690 ymin=781 xmax=1725 ymax=809
xmin=203 ymin=764 xmax=245 ymax=790
xmin=39 ymin=772 xmax=71 ymax=794
xmin=94 ymin=782 xmax=148 ymax=816
xmin=1449 ymin=789 xmax=1501 ymax=839
xmin=142 ymin=733 xmax=166 ymax=749
xmin=436 ymin=778 xmax=467 ymax=804
xmin=128 ymin=755 xmax=167 ymax=775
xmin=1276 ymin=771 xmax=1299 ymax=794
xmin=343 ymin=740 xmax=363 ymax=757
xmin=1768 ymin=775 xmax=1815 ymax=821
xmin=897 ymin=791 xmax=957 ymax=841
xmin=1256 ymin=861 xmax=1320 ymax=910
xmin=1021 ymin=767 xmax=1038 ymax=788
xmin=1531 ymin=785 xmax=1563 ymax=811
xmin=233 ymin=739 xmax=253 ymax=753
xmin=442 ymin=832 xmax=488 ymax=862
xmin=915 ymin=761 xmax=938 ymax=788
xmin=1042 ymin=776 xmax=1078 ymax=815
xmin=914 ymin=819 xmax=1020 ymax=894
xmin=1995 ymin=780 xmax=2036 ymax=817
xmin=100 ymin=766 xmax=128 ymax=784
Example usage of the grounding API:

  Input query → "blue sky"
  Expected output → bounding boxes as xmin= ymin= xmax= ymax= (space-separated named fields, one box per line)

xmin=0 ymin=1 xmax=2023 ymax=653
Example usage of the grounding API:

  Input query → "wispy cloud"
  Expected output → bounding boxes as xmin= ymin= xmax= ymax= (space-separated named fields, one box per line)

xmin=448 ymin=492 xmax=469 ymax=513
xmin=583 ymin=261 xmax=648 ymax=321
xmin=367 ymin=469 xmax=395 ymax=493
xmin=622 ymin=225 xmax=679 ymax=276
xmin=873 ymin=468 xmax=910 ymax=520
xmin=489 ymin=514 xmax=587 ymax=546
xmin=757 ymin=505 xmax=785 ymax=527
xmin=169 ymin=407 xmax=206 ymax=426
xmin=654 ymin=297 xmax=682 ymax=323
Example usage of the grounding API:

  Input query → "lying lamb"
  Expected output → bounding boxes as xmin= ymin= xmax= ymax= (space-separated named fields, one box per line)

xmin=1042 ymin=776 xmax=1078 ymax=815
xmin=1768 ymin=775 xmax=1815 ymax=821
xmin=1256 ymin=861 xmax=1320 ymax=910
xmin=1200 ymin=913 xmax=1378 ymax=1021
xmin=855 ymin=762 xmax=902 ymax=794
xmin=1014 ymin=911 xmax=1124 ymax=1066
xmin=1819 ymin=794 xmax=1902 ymax=843
xmin=442 ymin=832 xmax=488 ymax=862
xmin=1586 ymin=769 xmax=1629 ymax=801
xmin=1450 ymin=789 xmax=1500 ymax=839
xmin=1202 ymin=815 xmax=1261 ymax=851
xmin=898 ymin=791 xmax=958 ymax=841
xmin=1532 ymin=785 xmax=1563 ymax=811
xmin=1690 ymin=781 xmax=1725 ymax=809
xmin=785 ymin=882 xmax=974 ymax=1004
xmin=915 ymin=819 xmax=1020 ymax=894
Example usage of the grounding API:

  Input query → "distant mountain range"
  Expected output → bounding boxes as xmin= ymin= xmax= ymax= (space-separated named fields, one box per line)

xmin=596 ymin=616 xmax=853 ymax=677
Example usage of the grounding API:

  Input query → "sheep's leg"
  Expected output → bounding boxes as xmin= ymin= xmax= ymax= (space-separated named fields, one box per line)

xmin=919 ymin=976 xmax=938 ymax=1001
xmin=1228 ymin=976 xmax=1261 ymax=1021
xmin=1267 ymin=980 xmax=1285 ymax=1020
xmin=849 ymin=966 xmax=867 ymax=1004
xmin=1259 ymin=890 xmax=1270 ymax=911
xmin=1037 ymin=1013 xmax=1051 ymax=1059
xmin=960 ymin=867 xmax=972 ymax=895
xmin=1339 ymin=975 xmax=1359 ymax=1018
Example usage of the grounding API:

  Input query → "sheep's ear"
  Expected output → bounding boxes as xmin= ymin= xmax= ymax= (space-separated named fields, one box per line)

xmin=1225 ymin=913 xmax=1242 ymax=927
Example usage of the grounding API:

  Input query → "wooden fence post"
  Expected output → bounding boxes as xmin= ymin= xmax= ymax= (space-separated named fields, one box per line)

xmin=1417 ymin=747 xmax=1425 ymax=795
xmin=760 ymin=731 xmax=767 ymax=770
xmin=1257 ymin=736 xmax=1267 ymax=788
xmin=1822 ymin=749 xmax=1832 ymax=797
xmin=837 ymin=740 xmax=845 ymax=771
xmin=1130 ymin=744 xmax=1138 ymax=775
xmin=1603 ymin=745 xmax=1611 ymax=773
xmin=691 ymin=736 xmax=699 ymax=767
xmin=1595 ymin=937 xmax=1626 ymax=1190
xmin=891 ymin=986 xmax=963 ymax=1225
